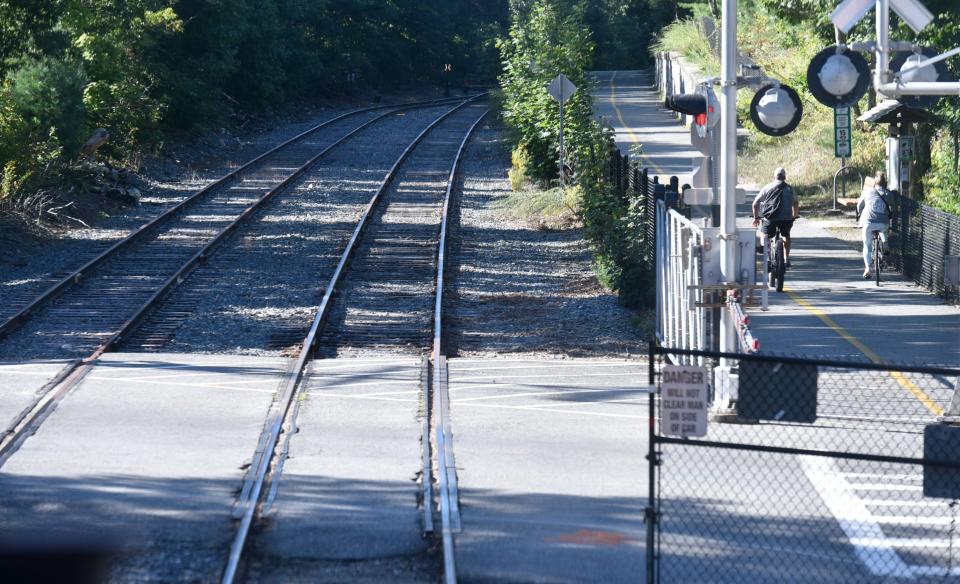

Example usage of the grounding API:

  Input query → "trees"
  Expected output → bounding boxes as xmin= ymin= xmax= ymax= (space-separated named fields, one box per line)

xmin=499 ymin=0 xmax=655 ymax=307
xmin=0 ymin=1 xmax=510 ymax=208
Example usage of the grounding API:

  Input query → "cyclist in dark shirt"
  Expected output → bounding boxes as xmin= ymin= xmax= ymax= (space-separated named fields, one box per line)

xmin=752 ymin=167 xmax=800 ymax=266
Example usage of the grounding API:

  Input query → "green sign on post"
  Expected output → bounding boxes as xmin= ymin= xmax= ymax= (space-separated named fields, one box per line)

xmin=834 ymin=106 xmax=852 ymax=158
xmin=899 ymin=135 xmax=916 ymax=161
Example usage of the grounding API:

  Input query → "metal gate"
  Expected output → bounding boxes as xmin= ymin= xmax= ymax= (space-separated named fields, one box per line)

xmin=646 ymin=345 xmax=960 ymax=583
xmin=655 ymin=198 xmax=761 ymax=366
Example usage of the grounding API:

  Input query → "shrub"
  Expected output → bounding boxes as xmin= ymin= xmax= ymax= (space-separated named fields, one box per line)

xmin=509 ymin=144 xmax=531 ymax=191
xmin=7 ymin=56 xmax=88 ymax=156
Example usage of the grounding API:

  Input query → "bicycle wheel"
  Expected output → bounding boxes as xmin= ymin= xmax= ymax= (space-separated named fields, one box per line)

xmin=775 ymin=238 xmax=786 ymax=292
xmin=768 ymin=254 xmax=776 ymax=287
xmin=874 ymin=234 xmax=882 ymax=286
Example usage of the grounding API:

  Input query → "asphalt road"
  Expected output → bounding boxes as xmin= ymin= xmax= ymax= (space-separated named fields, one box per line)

xmin=448 ymin=358 xmax=649 ymax=583
xmin=591 ymin=70 xmax=698 ymax=183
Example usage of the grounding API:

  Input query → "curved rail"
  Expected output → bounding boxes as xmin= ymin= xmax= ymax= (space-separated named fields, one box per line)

xmin=430 ymin=111 xmax=488 ymax=584
xmin=0 ymin=97 xmax=474 ymax=465
xmin=0 ymin=95 xmax=467 ymax=341
xmin=219 ymin=97 xmax=483 ymax=584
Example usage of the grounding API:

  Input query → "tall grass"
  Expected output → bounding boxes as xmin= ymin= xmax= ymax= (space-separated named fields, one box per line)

xmin=651 ymin=19 xmax=719 ymax=75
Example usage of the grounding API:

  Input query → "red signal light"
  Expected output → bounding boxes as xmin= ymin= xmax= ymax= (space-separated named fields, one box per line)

xmin=694 ymin=113 xmax=707 ymax=126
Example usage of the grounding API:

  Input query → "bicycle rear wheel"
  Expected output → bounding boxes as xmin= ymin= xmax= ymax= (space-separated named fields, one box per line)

xmin=775 ymin=238 xmax=786 ymax=292
xmin=874 ymin=234 xmax=882 ymax=286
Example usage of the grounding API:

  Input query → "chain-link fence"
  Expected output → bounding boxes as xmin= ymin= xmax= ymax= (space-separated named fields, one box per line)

xmin=646 ymin=346 xmax=960 ymax=583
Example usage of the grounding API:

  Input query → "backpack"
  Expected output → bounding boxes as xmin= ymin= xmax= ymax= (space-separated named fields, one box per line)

xmin=758 ymin=183 xmax=787 ymax=219
xmin=876 ymin=188 xmax=892 ymax=220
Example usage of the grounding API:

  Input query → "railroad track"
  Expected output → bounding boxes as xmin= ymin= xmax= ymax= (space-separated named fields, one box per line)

xmin=221 ymin=100 xmax=488 ymax=583
xmin=0 ymin=96 xmax=473 ymax=463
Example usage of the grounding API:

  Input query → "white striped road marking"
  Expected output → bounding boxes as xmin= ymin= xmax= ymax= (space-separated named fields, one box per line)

xmin=841 ymin=473 xmax=921 ymax=480
xmin=873 ymin=516 xmax=954 ymax=526
xmin=450 ymin=361 xmax=644 ymax=368
xmin=306 ymin=380 xmax=417 ymax=390
xmin=800 ymin=455 xmax=914 ymax=579
xmin=82 ymin=375 xmax=277 ymax=394
xmin=862 ymin=500 xmax=945 ymax=507
xmin=452 ymin=372 xmax=647 ymax=382
xmin=304 ymin=393 xmax=418 ymax=403
xmin=451 ymin=388 xmax=645 ymax=402
xmin=847 ymin=484 xmax=923 ymax=492
xmin=453 ymin=401 xmax=645 ymax=419
xmin=450 ymin=382 xmax=649 ymax=393
xmin=850 ymin=538 xmax=952 ymax=549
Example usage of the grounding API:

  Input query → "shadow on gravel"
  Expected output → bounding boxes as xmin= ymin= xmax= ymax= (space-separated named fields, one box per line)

xmin=445 ymin=126 xmax=647 ymax=359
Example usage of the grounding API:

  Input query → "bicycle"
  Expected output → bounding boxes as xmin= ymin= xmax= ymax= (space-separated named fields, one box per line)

xmin=871 ymin=228 xmax=884 ymax=286
xmin=767 ymin=230 xmax=786 ymax=293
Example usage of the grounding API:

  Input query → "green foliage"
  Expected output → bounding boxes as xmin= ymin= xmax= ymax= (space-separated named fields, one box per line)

xmin=925 ymin=128 xmax=960 ymax=215
xmin=499 ymin=0 xmax=600 ymax=183
xmin=740 ymin=0 xmax=960 ymax=215
xmin=0 ymin=1 xmax=511 ymax=218
xmin=651 ymin=18 xmax=718 ymax=75
xmin=509 ymin=144 xmax=532 ymax=191
xmin=495 ymin=184 xmax=579 ymax=221
xmin=586 ymin=0 xmax=677 ymax=69
xmin=7 ymin=56 xmax=87 ymax=155
xmin=500 ymin=0 xmax=654 ymax=307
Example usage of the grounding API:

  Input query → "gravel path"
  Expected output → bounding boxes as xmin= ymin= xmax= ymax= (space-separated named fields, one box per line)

xmin=445 ymin=124 xmax=647 ymax=359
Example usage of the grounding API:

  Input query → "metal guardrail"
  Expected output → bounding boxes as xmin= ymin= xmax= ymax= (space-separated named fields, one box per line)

xmin=656 ymin=199 xmax=710 ymax=365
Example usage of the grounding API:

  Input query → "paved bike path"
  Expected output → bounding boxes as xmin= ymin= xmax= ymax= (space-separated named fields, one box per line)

xmin=743 ymin=217 xmax=960 ymax=371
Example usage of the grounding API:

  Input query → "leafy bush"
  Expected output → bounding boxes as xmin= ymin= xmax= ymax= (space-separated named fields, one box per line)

xmin=7 ymin=56 xmax=87 ymax=156
xmin=924 ymin=129 xmax=960 ymax=215
xmin=651 ymin=18 xmax=718 ymax=75
xmin=499 ymin=0 xmax=655 ymax=308
xmin=508 ymin=144 xmax=532 ymax=191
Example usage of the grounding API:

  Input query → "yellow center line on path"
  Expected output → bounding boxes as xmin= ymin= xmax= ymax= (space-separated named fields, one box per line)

xmin=608 ymin=71 xmax=667 ymax=176
xmin=785 ymin=288 xmax=944 ymax=416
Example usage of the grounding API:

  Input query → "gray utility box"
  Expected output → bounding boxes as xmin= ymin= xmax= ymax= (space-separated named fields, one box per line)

xmin=737 ymin=360 xmax=818 ymax=423
xmin=923 ymin=423 xmax=960 ymax=499
xmin=945 ymin=255 xmax=960 ymax=286
xmin=699 ymin=227 xmax=757 ymax=286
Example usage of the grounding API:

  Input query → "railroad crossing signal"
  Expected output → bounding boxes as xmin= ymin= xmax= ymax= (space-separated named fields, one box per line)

xmin=821 ymin=0 xmax=960 ymax=101
xmin=664 ymin=91 xmax=717 ymax=137
xmin=807 ymin=46 xmax=871 ymax=107
xmin=831 ymin=0 xmax=932 ymax=34
xmin=834 ymin=106 xmax=852 ymax=158
xmin=749 ymin=84 xmax=803 ymax=137
xmin=443 ymin=63 xmax=452 ymax=72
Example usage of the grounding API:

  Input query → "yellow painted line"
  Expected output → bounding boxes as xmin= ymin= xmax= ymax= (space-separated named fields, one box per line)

xmin=608 ymin=71 xmax=668 ymax=176
xmin=785 ymin=288 xmax=944 ymax=416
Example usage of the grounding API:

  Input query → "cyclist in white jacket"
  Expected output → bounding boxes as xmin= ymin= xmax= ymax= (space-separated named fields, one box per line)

xmin=857 ymin=172 xmax=892 ymax=279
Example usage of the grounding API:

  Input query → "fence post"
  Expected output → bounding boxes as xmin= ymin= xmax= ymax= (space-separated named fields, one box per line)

xmin=646 ymin=342 xmax=659 ymax=584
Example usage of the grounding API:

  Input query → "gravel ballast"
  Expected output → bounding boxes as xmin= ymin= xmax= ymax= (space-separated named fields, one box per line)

xmin=446 ymin=123 xmax=647 ymax=359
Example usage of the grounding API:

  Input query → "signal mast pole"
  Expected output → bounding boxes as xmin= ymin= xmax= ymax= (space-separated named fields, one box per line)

xmin=716 ymin=0 xmax=739 ymax=406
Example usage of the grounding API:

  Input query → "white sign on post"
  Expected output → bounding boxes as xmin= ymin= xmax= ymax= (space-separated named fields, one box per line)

xmin=661 ymin=364 xmax=709 ymax=438
xmin=548 ymin=74 xmax=577 ymax=188
xmin=548 ymin=74 xmax=577 ymax=104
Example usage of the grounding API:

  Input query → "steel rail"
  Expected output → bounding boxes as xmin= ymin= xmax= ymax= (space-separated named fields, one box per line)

xmin=430 ymin=110 xmax=488 ymax=584
xmin=0 ymin=95 xmax=467 ymax=341
xmin=0 ymin=98 xmax=471 ymax=466
xmin=220 ymin=96 xmax=481 ymax=584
